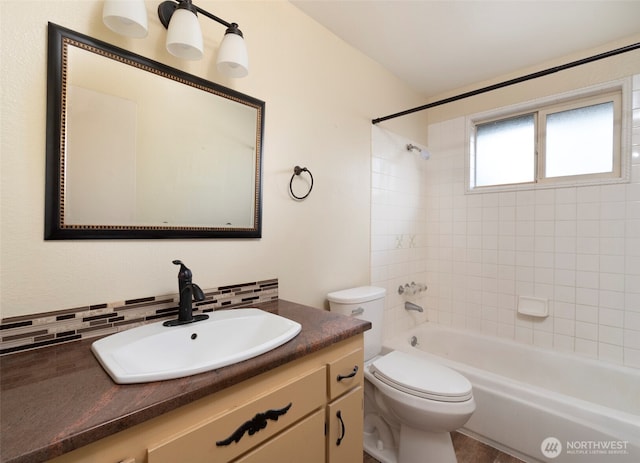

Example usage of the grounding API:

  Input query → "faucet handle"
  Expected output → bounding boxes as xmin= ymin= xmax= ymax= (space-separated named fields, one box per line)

xmin=172 ymin=260 xmax=192 ymax=280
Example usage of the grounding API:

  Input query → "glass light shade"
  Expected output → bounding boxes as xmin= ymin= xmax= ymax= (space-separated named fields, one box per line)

xmin=103 ymin=0 xmax=148 ymax=38
xmin=216 ymin=33 xmax=249 ymax=78
xmin=166 ymin=8 xmax=204 ymax=60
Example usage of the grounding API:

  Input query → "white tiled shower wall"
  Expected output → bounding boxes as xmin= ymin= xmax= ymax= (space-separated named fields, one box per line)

xmin=371 ymin=75 xmax=640 ymax=368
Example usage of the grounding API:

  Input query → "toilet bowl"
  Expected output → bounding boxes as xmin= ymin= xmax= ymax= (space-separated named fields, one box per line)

xmin=365 ymin=351 xmax=475 ymax=463
xmin=327 ymin=286 xmax=475 ymax=463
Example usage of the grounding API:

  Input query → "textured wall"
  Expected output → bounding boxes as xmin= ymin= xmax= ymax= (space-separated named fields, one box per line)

xmin=0 ymin=0 xmax=427 ymax=318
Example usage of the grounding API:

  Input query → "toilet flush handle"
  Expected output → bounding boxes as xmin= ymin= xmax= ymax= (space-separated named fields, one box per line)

xmin=351 ymin=307 xmax=364 ymax=316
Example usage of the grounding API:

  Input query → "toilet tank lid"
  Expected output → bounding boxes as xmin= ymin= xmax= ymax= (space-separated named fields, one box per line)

xmin=327 ymin=286 xmax=386 ymax=304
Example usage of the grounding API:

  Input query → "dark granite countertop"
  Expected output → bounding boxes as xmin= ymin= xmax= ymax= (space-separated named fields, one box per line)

xmin=0 ymin=300 xmax=370 ymax=463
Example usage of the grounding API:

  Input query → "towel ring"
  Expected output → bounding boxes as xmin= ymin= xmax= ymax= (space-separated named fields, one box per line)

xmin=289 ymin=166 xmax=313 ymax=200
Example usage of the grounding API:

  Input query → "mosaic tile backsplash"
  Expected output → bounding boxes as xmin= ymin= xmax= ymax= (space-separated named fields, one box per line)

xmin=0 ymin=279 xmax=278 ymax=355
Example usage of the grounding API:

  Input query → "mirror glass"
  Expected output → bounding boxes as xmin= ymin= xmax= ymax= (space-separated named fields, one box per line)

xmin=45 ymin=23 xmax=264 ymax=239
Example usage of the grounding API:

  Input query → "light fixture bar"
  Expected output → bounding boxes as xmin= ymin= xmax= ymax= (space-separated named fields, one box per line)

xmin=192 ymin=4 xmax=232 ymax=29
xmin=158 ymin=0 xmax=233 ymax=30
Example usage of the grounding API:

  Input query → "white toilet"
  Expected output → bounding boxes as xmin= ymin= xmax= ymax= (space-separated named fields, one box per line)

xmin=327 ymin=286 xmax=475 ymax=463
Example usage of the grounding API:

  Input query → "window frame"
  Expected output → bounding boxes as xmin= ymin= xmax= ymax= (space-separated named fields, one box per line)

xmin=466 ymin=78 xmax=631 ymax=194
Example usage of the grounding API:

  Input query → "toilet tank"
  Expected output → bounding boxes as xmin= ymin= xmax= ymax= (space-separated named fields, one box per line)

xmin=327 ymin=286 xmax=386 ymax=361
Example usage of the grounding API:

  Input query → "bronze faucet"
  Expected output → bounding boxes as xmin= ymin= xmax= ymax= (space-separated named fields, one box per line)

xmin=164 ymin=260 xmax=208 ymax=326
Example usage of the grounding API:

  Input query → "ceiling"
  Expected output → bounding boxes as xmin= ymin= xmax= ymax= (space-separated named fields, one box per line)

xmin=291 ymin=1 xmax=640 ymax=99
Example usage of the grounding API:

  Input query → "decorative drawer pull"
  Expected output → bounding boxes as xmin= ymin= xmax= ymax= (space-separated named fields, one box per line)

xmin=336 ymin=410 xmax=346 ymax=446
xmin=216 ymin=403 xmax=292 ymax=447
xmin=337 ymin=365 xmax=358 ymax=382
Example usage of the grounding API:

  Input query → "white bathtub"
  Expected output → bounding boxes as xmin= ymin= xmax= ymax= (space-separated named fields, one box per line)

xmin=383 ymin=323 xmax=640 ymax=463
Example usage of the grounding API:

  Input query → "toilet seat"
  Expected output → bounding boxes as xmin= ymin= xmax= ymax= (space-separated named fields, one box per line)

xmin=370 ymin=351 xmax=473 ymax=403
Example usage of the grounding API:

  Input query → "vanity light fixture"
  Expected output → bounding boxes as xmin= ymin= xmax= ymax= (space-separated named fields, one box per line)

xmin=158 ymin=0 xmax=249 ymax=77
xmin=102 ymin=0 xmax=249 ymax=77
xmin=103 ymin=0 xmax=149 ymax=38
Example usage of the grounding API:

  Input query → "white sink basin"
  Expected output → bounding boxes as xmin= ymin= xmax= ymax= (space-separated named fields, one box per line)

xmin=91 ymin=308 xmax=301 ymax=384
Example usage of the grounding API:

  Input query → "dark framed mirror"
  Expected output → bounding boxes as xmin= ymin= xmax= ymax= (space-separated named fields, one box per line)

xmin=45 ymin=23 xmax=264 ymax=239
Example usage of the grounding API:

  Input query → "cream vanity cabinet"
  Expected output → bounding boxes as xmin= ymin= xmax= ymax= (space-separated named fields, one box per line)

xmin=48 ymin=335 xmax=364 ymax=463
xmin=326 ymin=348 xmax=365 ymax=463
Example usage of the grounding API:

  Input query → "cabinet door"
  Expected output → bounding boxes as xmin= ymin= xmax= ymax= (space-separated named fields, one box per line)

xmin=326 ymin=386 xmax=363 ymax=463
xmin=234 ymin=409 xmax=325 ymax=463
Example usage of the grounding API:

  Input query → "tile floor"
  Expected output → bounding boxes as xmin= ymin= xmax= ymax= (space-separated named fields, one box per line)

xmin=363 ymin=432 xmax=525 ymax=463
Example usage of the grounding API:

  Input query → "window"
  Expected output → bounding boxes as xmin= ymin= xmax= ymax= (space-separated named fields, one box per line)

xmin=468 ymin=82 xmax=628 ymax=192
xmin=542 ymin=97 xmax=618 ymax=179
xmin=475 ymin=113 xmax=535 ymax=187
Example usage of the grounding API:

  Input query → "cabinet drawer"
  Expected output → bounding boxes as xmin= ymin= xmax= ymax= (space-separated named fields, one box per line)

xmin=233 ymin=409 xmax=325 ymax=463
xmin=327 ymin=348 xmax=363 ymax=400
xmin=148 ymin=367 xmax=326 ymax=463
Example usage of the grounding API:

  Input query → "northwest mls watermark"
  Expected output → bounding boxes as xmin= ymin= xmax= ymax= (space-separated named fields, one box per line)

xmin=541 ymin=437 xmax=629 ymax=459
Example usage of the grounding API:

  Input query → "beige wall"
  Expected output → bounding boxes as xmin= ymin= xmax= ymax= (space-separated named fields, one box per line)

xmin=0 ymin=0 xmax=427 ymax=318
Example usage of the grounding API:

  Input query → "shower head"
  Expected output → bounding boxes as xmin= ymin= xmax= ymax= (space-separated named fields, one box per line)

xmin=406 ymin=143 xmax=431 ymax=160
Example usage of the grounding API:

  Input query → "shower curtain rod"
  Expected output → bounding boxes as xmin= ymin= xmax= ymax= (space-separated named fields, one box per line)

xmin=372 ymin=40 xmax=640 ymax=125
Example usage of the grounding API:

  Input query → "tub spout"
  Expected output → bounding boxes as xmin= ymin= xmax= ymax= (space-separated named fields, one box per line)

xmin=405 ymin=301 xmax=424 ymax=312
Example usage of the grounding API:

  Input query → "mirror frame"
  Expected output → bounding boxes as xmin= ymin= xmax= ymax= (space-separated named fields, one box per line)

xmin=45 ymin=23 xmax=264 ymax=239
